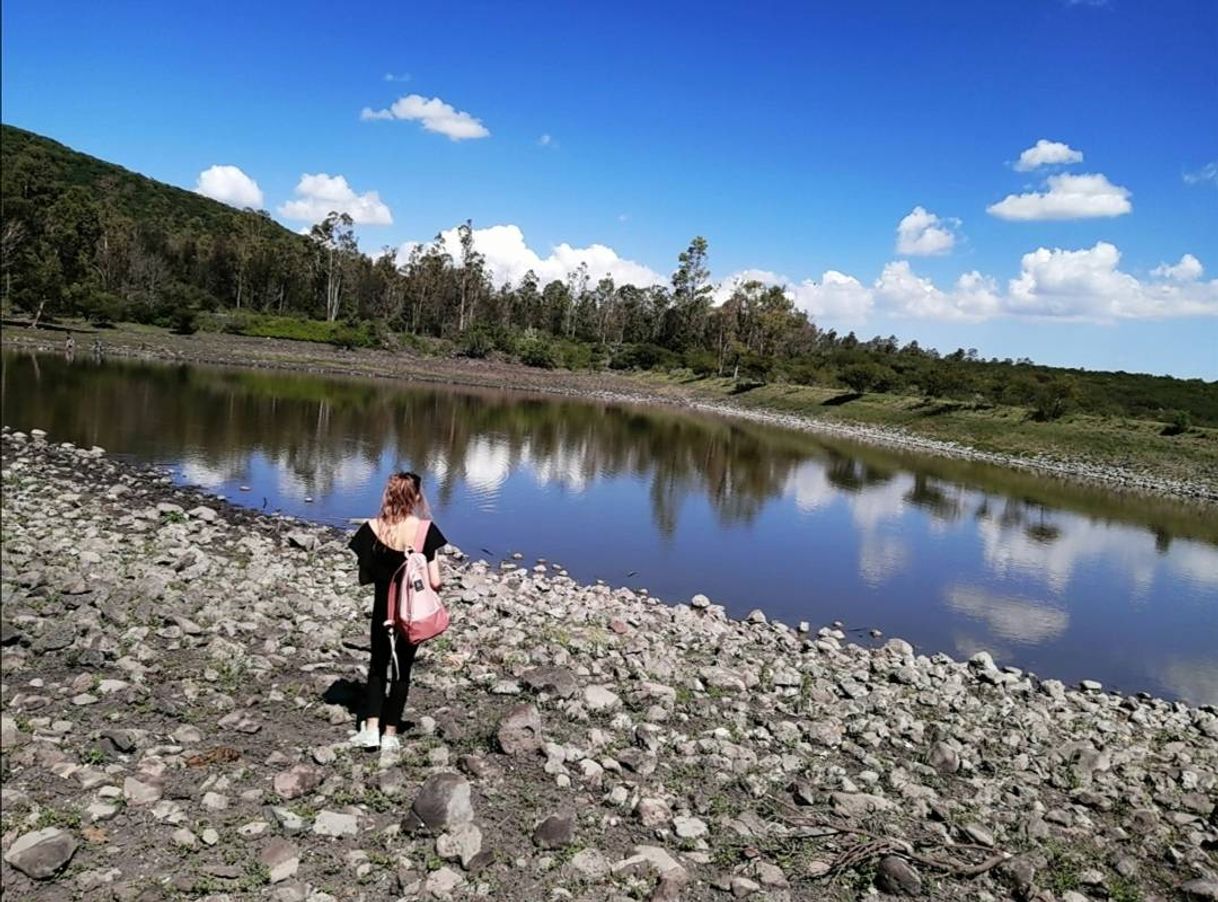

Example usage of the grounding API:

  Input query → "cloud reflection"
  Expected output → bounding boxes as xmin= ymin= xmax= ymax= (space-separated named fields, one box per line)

xmin=945 ymin=584 xmax=1069 ymax=645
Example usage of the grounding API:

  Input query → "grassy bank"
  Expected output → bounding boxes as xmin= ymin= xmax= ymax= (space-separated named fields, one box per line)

xmin=639 ymin=371 xmax=1218 ymax=484
xmin=3 ymin=319 xmax=1215 ymax=495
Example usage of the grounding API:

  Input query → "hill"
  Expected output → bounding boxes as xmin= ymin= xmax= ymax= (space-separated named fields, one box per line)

xmin=1 ymin=123 xmax=316 ymax=324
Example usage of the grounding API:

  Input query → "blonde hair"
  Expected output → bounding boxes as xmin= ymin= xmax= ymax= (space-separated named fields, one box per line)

xmin=377 ymin=471 xmax=430 ymax=548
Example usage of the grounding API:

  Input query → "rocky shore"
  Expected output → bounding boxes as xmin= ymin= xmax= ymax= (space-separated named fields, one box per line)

xmin=2 ymin=430 xmax=1216 ymax=901
xmin=4 ymin=327 xmax=1215 ymax=503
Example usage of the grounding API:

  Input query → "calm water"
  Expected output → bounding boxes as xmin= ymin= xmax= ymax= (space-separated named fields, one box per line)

xmin=4 ymin=351 xmax=1217 ymax=704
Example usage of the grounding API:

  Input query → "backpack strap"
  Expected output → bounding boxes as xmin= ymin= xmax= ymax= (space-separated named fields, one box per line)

xmin=412 ymin=519 xmax=431 ymax=556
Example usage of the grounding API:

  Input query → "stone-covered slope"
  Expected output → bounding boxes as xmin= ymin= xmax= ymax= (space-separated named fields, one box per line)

xmin=1 ymin=429 xmax=1215 ymax=901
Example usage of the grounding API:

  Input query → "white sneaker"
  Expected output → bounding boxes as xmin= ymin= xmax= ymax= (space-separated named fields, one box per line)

xmin=379 ymin=734 xmax=402 ymax=753
xmin=348 ymin=725 xmax=380 ymax=749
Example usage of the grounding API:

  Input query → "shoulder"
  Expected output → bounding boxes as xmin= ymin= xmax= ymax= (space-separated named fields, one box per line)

xmin=422 ymin=521 xmax=447 ymax=559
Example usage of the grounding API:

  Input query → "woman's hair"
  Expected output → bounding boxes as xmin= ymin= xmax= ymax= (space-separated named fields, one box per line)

xmin=379 ymin=471 xmax=428 ymax=525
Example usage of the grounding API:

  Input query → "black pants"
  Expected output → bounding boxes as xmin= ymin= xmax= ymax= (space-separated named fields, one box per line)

xmin=364 ymin=597 xmax=418 ymax=729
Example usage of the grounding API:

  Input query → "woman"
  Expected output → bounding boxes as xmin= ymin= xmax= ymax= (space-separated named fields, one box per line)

xmin=347 ymin=471 xmax=447 ymax=752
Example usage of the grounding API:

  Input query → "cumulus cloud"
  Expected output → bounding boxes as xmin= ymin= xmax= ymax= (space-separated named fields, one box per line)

xmin=1152 ymin=254 xmax=1204 ymax=282
xmin=1184 ymin=161 xmax=1218 ymax=187
xmin=987 ymin=172 xmax=1131 ymax=220
xmin=383 ymin=72 xmax=410 ymax=83
xmin=780 ymin=245 xmax=1217 ymax=325
xmin=538 ymin=133 xmax=554 ymax=147
xmin=396 ymin=224 xmax=664 ymax=288
xmin=360 ymin=94 xmax=490 ymax=141
xmin=194 ymin=164 xmax=264 ymax=209
xmin=873 ymin=262 xmax=1002 ymax=322
xmin=896 ymin=206 xmax=959 ymax=256
xmin=716 ymin=269 xmax=874 ymax=322
xmin=278 ymin=173 xmax=393 ymax=225
xmin=1014 ymin=139 xmax=1083 ymax=171
xmin=1007 ymin=243 xmax=1218 ymax=319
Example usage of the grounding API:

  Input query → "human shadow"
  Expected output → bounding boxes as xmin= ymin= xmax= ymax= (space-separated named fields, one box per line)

xmin=321 ymin=677 xmax=365 ymax=719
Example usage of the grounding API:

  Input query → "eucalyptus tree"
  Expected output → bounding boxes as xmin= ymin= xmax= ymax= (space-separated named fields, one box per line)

xmin=309 ymin=211 xmax=357 ymax=321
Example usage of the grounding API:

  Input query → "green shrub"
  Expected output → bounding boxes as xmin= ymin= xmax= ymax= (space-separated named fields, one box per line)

xmin=682 ymin=348 xmax=718 ymax=376
xmin=517 ymin=337 xmax=558 ymax=369
xmin=460 ymin=328 xmax=495 ymax=359
xmin=609 ymin=342 xmax=678 ymax=371
xmin=77 ymin=292 xmax=126 ymax=327
xmin=169 ymin=307 xmax=198 ymax=335
xmin=1162 ymin=409 xmax=1192 ymax=436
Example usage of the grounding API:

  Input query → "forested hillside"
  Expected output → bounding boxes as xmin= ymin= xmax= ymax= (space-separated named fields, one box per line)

xmin=2 ymin=124 xmax=1215 ymax=427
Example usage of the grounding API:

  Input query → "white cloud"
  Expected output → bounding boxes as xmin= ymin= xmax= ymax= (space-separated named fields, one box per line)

xmin=1014 ymin=139 xmax=1084 ymax=171
xmin=383 ymin=72 xmax=411 ymax=83
xmin=1152 ymin=254 xmax=1204 ymax=282
xmin=538 ymin=133 xmax=554 ymax=147
xmin=874 ymin=261 xmax=1001 ymax=322
xmin=1008 ymin=242 xmax=1218 ymax=320
xmin=194 ymin=164 xmax=264 ymax=209
xmin=278 ymin=173 xmax=393 ymax=226
xmin=396 ymin=223 xmax=664 ymax=288
xmin=1184 ymin=162 xmax=1218 ymax=187
xmin=716 ymin=269 xmax=875 ymax=322
xmin=361 ymin=94 xmax=490 ymax=141
xmin=987 ymin=172 xmax=1131 ymax=220
xmin=795 ymin=245 xmax=1218 ymax=324
xmin=896 ymin=206 xmax=958 ymax=256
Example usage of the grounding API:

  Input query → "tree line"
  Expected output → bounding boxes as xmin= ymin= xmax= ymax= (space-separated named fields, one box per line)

xmin=2 ymin=124 xmax=1214 ymax=428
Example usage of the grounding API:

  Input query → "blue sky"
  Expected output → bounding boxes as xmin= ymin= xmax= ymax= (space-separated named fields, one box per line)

xmin=3 ymin=0 xmax=1216 ymax=376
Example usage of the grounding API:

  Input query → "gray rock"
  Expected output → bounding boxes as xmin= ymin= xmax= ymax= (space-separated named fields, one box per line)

xmin=122 ymin=776 xmax=162 ymax=805
xmin=928 ymin=741 xmax=960 ymax=775
xmin=673 ymin=815 xmax=708 ymax=839
xmin=963 ymin=823 xmax=994 ymax=846
xmin=532 ymin=810 xmax=576 ymax=849
xmin=4 ymin=828 xmax=79 ymax=880
xmin=830 ymin=791 xmax=895 ymax=817
xmin=406 ymin=772 xmax=474 ymax=832
xmin=273 ymin=764 xmax=322 ymax=800
xmin=999 ymin=858 xmax=1036 ymax=901
xmin=496 ymin=704 xmax=543 ymax=755
xmin=435 ymin=822 xmax=483 ymax=869
xmin=614 ymin=845 xmax=689 ymax=902
xmin=1180 ymin=879 xmax=1218 ymax=901
xmin=259 ymin=838 xmax=300 ymax=884
xmin=286 ymin=531 xmax=319 ymax=551
xmin=312 ymin=810 xmax=358 ymax=837
xmin=583 ymin=685 xmax=621 ymax=712
xmin=875 ymin=855 xmax=923 ymax=896
xmin=569 ymin=848 xmax=610 ymax=879
xmin=636 ymin=798 xmax=672 ymax=827
xmin=267 ymin=806 xmax=309 ymax=834
xmin=521 ymin=666 xmax=578 ymax=699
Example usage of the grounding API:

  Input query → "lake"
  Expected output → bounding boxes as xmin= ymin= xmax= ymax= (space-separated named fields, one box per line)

xmin=4 ymin=350 xmax=1216 ymax=704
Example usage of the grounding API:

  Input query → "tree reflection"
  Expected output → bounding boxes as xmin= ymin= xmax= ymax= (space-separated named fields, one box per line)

xmin=2 ymin=354 xmax=814 ymax=532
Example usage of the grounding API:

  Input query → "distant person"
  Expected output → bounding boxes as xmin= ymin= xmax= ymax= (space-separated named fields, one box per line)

xmin=92 ymin=338 xmax=103 ymax=359
xmin=347 ymin=472 xmax=447 ymax=754
xmin=64 ymin=335 xmax=75 ymax=358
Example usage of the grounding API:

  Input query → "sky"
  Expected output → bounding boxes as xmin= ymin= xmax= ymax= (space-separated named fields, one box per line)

xmin=3 ymin=0 xmax=1216 ymax=377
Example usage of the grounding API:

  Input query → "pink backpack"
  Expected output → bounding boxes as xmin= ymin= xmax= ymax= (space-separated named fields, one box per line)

xmin=385 ymin=519 xmax=450 ymax=645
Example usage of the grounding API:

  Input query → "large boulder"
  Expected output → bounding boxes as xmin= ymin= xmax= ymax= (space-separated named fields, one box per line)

xmin=4 ymin=828 xmax=79 ymax=880
xmin=406 ymin=772 xmax=474 ymax=832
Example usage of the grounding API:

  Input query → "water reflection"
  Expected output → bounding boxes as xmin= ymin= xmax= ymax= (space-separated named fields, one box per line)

xmin=3 ymin=351 xmax=1216 ymax=703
